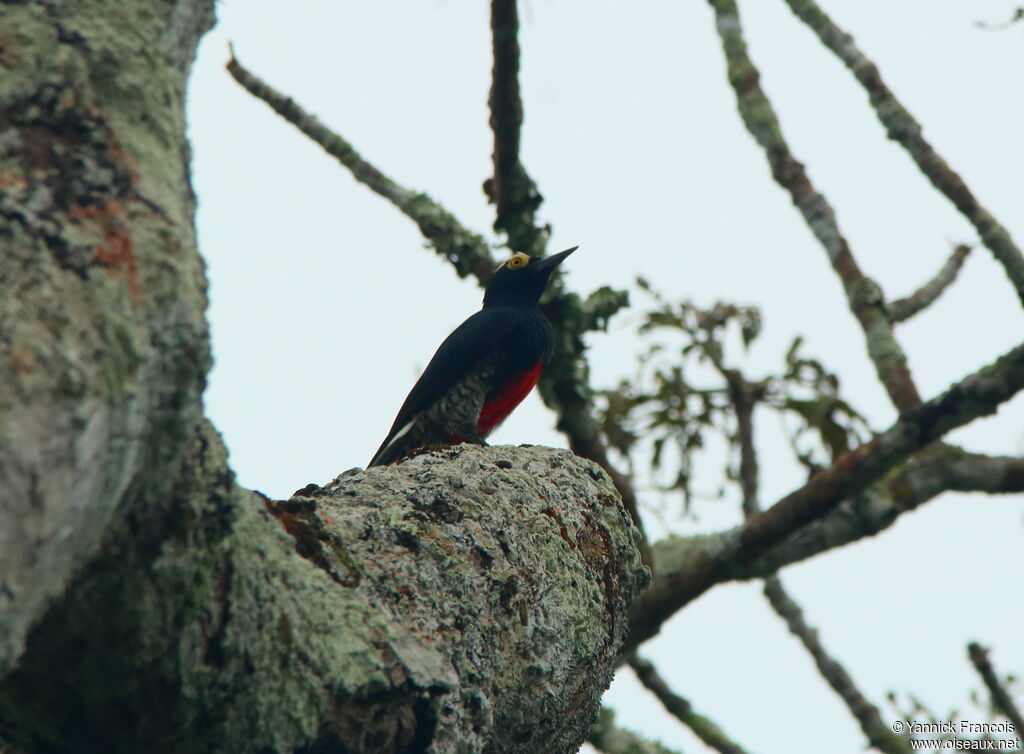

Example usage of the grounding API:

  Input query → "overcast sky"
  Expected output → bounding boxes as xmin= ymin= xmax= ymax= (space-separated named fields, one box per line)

xmin=187 ymin=2 xmax=1024 ymax=751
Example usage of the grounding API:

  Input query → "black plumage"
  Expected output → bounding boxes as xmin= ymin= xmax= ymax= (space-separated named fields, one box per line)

xmin=367 ymin=247 xmax=576 ymax=467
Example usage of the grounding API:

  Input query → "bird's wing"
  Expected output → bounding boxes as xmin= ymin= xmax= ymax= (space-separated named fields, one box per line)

xmin=369 ymin=308 xmax=524 ymax=465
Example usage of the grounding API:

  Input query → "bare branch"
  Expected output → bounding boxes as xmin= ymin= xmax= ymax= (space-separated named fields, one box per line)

xmin=889 ymin=244 xmax=973 ymax=323
xmin=707 ymin=0 xmax=921 ymax=411
xmin=750 ymin=445 xmax=1024 ymax=575
xmin=762 ymin=580 xmax=912 ymax=754
xmin=627 ymin=341 xmax=1024 ymax=650
xmin=723 ymin=371 xmax=761 ymax=518
xmin=967 ymin=642 xmax=1024 ymax=736
xmin=587 ymin=706 xmax=683 ymax=754
xmin=226 ymin=48 xmax=496 ymax=284
xmin=944 ymin=449 xmax=1024 ymax=494
xmin=488 ymin=0 xmax=546 ymax=255
xmin=629 ymin=656 xmax=755 ymax=754
xmin=642 ymin=444 xmax=1024 ymax=600
xmin=783 ymin=0 xmax=1024 ymax=308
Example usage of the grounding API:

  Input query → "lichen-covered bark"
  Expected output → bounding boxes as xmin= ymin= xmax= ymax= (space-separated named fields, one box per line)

xmin=0 ymin=2 xmax=648 ymax=752
xmin=0 ymin=0 xmax=214 ymax=672
xmin=0 ymin=439 xmax=647 ymax=753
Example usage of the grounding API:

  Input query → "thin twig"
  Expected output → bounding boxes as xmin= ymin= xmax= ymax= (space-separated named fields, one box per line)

xmin=707 ymin=0 xmax=921 ymax=411
xmin=629 ymin=656 xmax=755 ymax=754
xmin=723 ymin=370 xmax=761 ymax=518
xmin=627 ymin=340 xmax=1024 ymax=650
xmin=227 ymin=47 xmax=496 ymax=284
xmin=889 ymin=244 xmax=972 ymax=323
xmin=967 ymin=642 xmax=1024 ymax=736
xmin=782 ymin=0 xmax=1024 ymax=308
xmin=975 ymin=8 xmax=1024 ymax=31
xmin=488 ymin=0 xmax=546 ymax=255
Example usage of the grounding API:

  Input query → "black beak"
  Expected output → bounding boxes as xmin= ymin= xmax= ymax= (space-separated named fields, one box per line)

xmin=534 ymin=246 xmax=578 ymax=274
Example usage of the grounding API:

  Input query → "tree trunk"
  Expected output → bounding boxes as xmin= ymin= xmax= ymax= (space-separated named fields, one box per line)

xmin=0 ymin=3 xmax=647 ymax=752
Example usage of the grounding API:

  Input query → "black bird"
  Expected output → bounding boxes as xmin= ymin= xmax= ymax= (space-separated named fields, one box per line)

xmin=368 ymin=247 xmax=576 ymax=467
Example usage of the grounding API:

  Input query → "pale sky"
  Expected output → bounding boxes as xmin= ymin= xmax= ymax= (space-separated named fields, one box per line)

xmin=187 ymin=2 xmax=1024 ymax=751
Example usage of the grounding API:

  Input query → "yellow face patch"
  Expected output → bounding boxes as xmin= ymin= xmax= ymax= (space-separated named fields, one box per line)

xmin=506 ymin=253 xmax=530 ymax=269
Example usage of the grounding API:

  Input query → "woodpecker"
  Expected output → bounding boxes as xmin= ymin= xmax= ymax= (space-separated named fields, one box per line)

xmin=368 ymin=247 xmax=577 ymax=467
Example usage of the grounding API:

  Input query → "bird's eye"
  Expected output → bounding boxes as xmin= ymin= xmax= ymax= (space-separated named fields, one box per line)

xmin=507 ymin=253 xmax=530 ymax=269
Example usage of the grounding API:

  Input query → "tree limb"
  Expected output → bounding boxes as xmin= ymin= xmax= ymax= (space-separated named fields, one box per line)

xmin=0 ymin=440 xmax=648 ymax=753
xmin=707 ymin=0 xmax=921 ymax=411
xmin=943 ymin=448 xmax=1024 ymax=493
xmin=967 ymin=642 xmax=1024 ymax=737
xmin=782 ymin=0 xmax=1024 ymax=308
xmin=889 ymin=244 xmax=972 ymax=323
xmin=641 ymin=444 xmax=1024 ymax=601
xmin=627 ymin=341 xmax=1024 ymax=649
xmin=745 ymin=444 xmax=1024 ymax=576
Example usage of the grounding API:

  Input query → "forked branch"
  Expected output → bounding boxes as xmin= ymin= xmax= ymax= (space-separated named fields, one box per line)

xmin=707 ymin=0 xmax=921 ymax=411
xmin=782 ymin=0 xmax=1024 ymax=307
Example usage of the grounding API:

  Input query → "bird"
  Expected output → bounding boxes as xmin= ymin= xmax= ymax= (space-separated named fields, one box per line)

xmin=368 ymin=246 xmax=577 ymax=468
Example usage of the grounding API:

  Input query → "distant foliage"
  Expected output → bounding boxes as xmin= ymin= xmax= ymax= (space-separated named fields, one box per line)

xmin=596 ymin=278 xmax=869 ymax=510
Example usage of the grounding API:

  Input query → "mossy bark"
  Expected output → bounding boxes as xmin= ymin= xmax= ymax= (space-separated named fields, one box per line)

xmin=0 ymin=0 xmax=214 ymax=672
xmin=0 ymin=3 xmax=648 ymax=752
xmin=0 ymin=433 xmax=647 ymax=753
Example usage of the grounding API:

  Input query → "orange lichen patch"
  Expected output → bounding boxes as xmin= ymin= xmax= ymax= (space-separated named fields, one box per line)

xmin=0 ymin=172 xmax=27 ymax=189
xmin=0 ymin=33 xmax=20 ymax=68
xmin=70 ymin=201 xmax=140 ymax=298
xmin=9 ymin=342 xmax=37 ymax=375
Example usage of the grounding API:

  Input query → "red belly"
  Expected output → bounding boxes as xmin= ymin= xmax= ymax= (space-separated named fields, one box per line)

xmin=476 ymin=362 xmax=543 ymax=436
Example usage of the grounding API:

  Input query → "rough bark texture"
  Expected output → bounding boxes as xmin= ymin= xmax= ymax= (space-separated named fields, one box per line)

xmin=0 ymin=3 xmax=648 ymax=752
xmin=0 ymin=0 xmax=215 ymax=673
xmin=0 ymin=438 xmax=647 ymax=753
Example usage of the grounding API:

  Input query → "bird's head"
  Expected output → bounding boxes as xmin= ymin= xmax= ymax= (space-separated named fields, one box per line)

xmin=482 ymin=246 xmax=577 ymax=308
